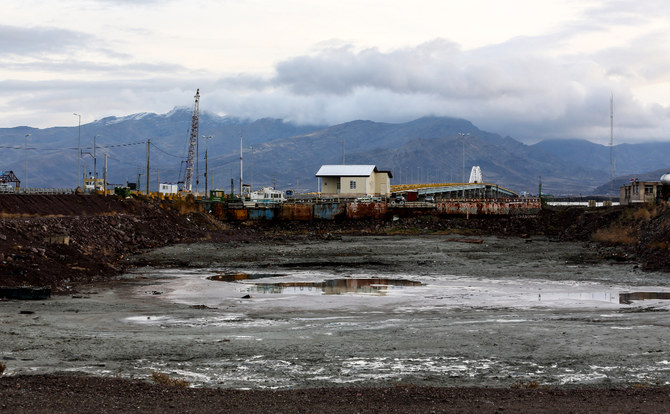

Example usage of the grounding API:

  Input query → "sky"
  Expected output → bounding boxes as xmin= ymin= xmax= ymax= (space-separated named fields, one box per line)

xmin=2 ymin=0 xmax=670 ymax=144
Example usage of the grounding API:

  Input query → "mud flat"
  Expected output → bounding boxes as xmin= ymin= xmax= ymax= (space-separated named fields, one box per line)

xmin=2 ymin=235 xmax=670 ymax=390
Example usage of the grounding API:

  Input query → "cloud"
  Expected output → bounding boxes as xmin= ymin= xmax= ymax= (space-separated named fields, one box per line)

xmin=0 ymin=25 xmax=88 ymax=56
xmin=3 ymin=1 xmax=670 ymax=145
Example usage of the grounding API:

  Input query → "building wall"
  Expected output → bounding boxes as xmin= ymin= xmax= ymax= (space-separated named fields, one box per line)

xmin=321 ymin=177 xmax=340 ymax=194
xmin=619 ymin=181 xmax=662 ymax=205
xmin=338 ymin=176 xmax=368 ymax=196
xmin=373 ymin=172 xmax=391 ymax=196
xmin=320 ymin=173 xmax=391 ymax=197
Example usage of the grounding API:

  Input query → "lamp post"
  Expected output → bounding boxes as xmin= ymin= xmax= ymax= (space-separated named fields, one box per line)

xmin=458 ymin=133 xmax=470 ymax=199
xmin=202 ymin=135 xmax=213 ymax=194
xmin=73 ymin=113 xmax=81 ymax=188
xmin=24 ymin=134 xmax=30 ymax=188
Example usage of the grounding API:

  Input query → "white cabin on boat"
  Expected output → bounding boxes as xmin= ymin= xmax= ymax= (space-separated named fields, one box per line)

xmin=245 ymin=186 xmax=286 ymax=206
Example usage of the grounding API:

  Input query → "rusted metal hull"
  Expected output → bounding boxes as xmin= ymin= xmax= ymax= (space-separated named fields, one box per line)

xmin=314 ymin=203 xmax=346 ymax=220
xmin=204 ymin=199 xmax=541 ymax=221
xmin=436 ymin=200 xmax=541 ymax=215
xmin=346 ymin=202 xmax=388 ymax=219
xmin=248 ymin=208 xmax=277 ymax=220
xmin=280 ymin=204 xmax=313 ymax=221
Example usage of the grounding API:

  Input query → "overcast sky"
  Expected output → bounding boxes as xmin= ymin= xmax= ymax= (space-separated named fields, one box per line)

xmin=2 ymin=0 xmax=670 ymax=144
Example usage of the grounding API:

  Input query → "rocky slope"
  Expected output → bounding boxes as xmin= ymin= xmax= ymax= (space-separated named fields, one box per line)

xmin=0 ymin=194 xmax=221 ymax=291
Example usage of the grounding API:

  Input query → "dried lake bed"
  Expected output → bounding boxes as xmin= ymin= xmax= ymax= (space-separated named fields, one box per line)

xmin=2 ymin=235 xmax=670 ymax=389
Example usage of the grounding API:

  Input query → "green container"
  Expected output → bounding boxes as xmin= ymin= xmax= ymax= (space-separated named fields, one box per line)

xmin=209 ymin=190 xmax=225 ymax=202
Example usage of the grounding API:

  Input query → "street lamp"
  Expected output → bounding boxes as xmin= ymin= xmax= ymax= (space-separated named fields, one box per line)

xmin=24 ymin=134 xmax=30 ymax=188
xmin=74 ymin=113 xmax=81 ymax=189
xmin=458 ymin=133 xmax=470 ymax=199
xmin=202 ymin=135 xmax=213 ymax=194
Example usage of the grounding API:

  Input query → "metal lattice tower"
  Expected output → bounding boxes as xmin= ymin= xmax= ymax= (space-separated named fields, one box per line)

xmin=183 ymin=89 xmax=200 ymax=192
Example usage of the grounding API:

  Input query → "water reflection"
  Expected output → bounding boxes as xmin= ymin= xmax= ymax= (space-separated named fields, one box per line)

xmin=619 ymin=292 xmax=670 ymax=304
xmin=208 ymin=273 xmax=286 ymax=282
xmin=253 ymin=278 xmax=422 ymax=296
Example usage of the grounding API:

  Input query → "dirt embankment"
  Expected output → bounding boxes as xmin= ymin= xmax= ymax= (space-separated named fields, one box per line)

xmin=0 ymin=195 xmax=227 ymax=291
xmin=2 ymin=195 xmax=670 ymax=291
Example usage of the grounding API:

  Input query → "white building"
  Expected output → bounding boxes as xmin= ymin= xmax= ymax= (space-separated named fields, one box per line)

xmin=159 ymin=183 xmax=179 ymax=194
xmin=316 ymin=165 xmax=392 ymax=197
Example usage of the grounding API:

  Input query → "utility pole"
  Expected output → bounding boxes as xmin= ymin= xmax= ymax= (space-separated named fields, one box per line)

xmin=156 ymin=168 xmax=159 ymax=194
xmin=609 ymin=94 xmax=614 ymax=203
xmin=146 ymin=139 xmax=151 ymax=195
xmin=24 ymin=134 xmax=30 ymax=188
xmin=74 ymin=113 xmax=81 ymax=189
xmin=342 ymin=140 xmax=345 ymax=164
xmin=203 ymin=135 xmax=212 ymax=195
xmin=104 ymin=153 xmax=108 ymax=196
xmin=250 ymin=145 xmax=254 ymax=191
xmin=239 ymin=132 xmax=243 ymax=196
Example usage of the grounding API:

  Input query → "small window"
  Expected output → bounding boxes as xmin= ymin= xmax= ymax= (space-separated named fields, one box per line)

xmin=350 ymin=180 xmax=356 ymax=189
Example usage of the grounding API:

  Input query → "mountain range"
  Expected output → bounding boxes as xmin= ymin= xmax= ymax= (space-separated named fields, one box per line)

xmin=1 ymin=109 xmax=668 ymax=195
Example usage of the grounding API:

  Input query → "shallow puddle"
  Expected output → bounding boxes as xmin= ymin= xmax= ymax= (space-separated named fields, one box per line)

xmin=208 ymin=272 xmax=286 ymax=282
xmin=252 ymin=278 xmax=422 ymax=296
xmin=619 ymin=292 xmax=670 ymax=304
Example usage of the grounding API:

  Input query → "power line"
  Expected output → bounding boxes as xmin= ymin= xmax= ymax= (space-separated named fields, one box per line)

xmin=150 ymin=142 xmax=185 ymax=159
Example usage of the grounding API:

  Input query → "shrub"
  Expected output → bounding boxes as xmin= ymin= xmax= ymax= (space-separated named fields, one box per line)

xmin=591 ymin=225 xmax=636 ymax=245
xmin=512 ymin=380 xmax=540 ymax=389
xmin=151 ymin=371 xmax=190 ymax=387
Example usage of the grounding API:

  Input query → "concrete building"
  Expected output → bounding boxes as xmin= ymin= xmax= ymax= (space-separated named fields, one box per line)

xmin=619 ymin=179 xmax=664 ymax=205
xmin=316 ymin=165 xmax=392 ymax=197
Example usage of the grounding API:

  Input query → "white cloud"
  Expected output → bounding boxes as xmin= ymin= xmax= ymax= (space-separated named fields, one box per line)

xmin=1 ymin=0 xmax=670 ymax=144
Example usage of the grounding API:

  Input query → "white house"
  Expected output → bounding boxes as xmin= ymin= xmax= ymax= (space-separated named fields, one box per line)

xmin=315 ymin=165 xmax=392 ymax=197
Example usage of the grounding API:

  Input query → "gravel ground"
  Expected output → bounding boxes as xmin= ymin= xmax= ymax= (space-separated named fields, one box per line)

xmin=2 ymin=375 xmax=670 ymax=413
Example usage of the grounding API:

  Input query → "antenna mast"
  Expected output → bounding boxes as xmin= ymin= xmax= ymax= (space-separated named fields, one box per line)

xmin=183 ymin=89 xmax=200 ymax=192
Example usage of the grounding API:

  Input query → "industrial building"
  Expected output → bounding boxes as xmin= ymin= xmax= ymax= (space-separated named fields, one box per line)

xmin=619 ymin=176 xmax=669 ymax=205
xmin=316 ymin=165 xmax=392 ymax=197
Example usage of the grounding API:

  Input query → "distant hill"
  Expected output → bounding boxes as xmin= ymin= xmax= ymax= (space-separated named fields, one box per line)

xmin=531 ymin=139 xmax=670 ymax=178
xmin=2 ymin=111 xmax=669 ymax=195
xmin=591 ymin=168 xmax=670 ymax=195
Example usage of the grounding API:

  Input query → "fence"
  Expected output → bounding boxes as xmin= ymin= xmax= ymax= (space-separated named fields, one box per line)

xmin=1 ymin=187 xmax=75 ymax=195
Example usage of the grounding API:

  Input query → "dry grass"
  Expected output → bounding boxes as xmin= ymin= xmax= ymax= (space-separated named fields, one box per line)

xmin=591 ymin=225 xmax=637 ymax=245
xmin=173 ymin=197 xmax=200 ymax=215
xmin=151 ymin=371 xmax=190 ymax=387
xmin=511 ymin=380 xmax=541 ymax=389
